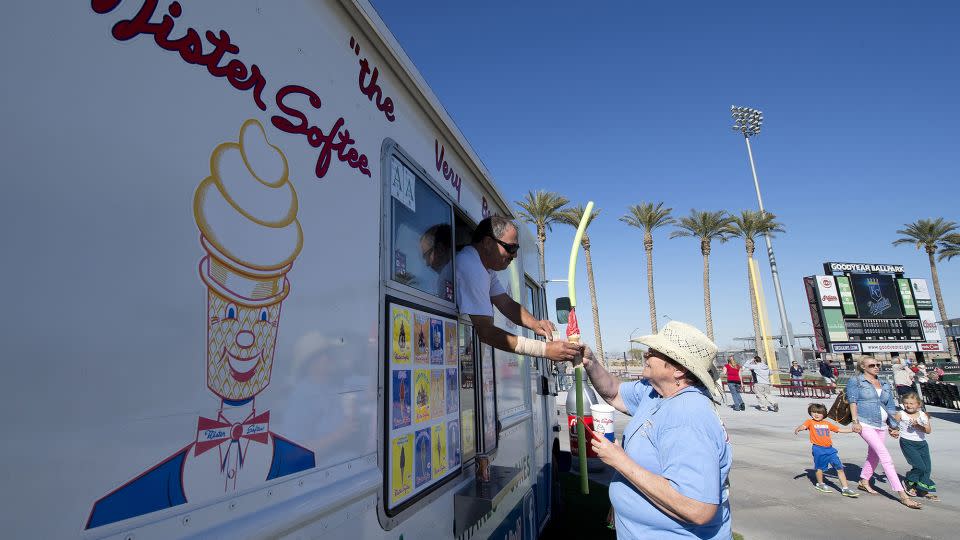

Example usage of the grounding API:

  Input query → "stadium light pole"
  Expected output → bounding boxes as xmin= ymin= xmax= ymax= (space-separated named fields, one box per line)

xmin=730 ymin=105 xmax=798 ymax=368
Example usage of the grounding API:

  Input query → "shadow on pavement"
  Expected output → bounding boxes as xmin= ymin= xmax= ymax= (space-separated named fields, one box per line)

xmin=791 ymin=463 xmax=908 ymax=503
xmin=928 ymin=410 xmax=960 ymax=425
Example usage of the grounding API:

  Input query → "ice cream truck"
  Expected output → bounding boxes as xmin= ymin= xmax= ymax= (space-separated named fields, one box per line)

xmin=1 ymin=1 xmax=561 ymax=538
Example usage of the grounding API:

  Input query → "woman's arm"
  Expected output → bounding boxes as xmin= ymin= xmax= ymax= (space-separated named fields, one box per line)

xmin=581 ymin=346 xmax=627 ymax=413
xmin=882 ymin=385 xmax=900 ymax=426
xmin=849 ymin=402 xmax=861 ymax=433
xmin=591 ymin=436 xmax=718 ymax=526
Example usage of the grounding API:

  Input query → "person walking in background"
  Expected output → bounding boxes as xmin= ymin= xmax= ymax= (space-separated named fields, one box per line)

xmin=818 ymin=357 xmax=836 ymax=393
xmin=725 ymin=356 xmax=745 ymax=411
xmin=742 ymin=355 xmax=778 ymax=412
xmin=892 ymin=357 xmax=915 ymax=400
xmin=897 ymin=392 xmax=937 ymax=501
xmin=790 ymin=360 xmax=805 ymax=396
xmin=794 ymin=403 xmax=859 ymax=497
xmin=847 ymin=358 xmax=922 ymax=509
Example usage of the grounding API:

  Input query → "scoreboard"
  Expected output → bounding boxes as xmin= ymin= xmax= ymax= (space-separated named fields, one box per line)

xmin=804 ymin=261 xmax=946 ymax=355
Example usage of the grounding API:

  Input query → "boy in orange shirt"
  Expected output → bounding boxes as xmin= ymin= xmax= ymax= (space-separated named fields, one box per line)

xmin=794 ymin=403 xmax=859 ymax=497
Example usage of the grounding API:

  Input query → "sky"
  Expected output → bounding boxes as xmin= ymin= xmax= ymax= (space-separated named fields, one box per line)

xmin=370 ymin=0 xmax=959 ymax=354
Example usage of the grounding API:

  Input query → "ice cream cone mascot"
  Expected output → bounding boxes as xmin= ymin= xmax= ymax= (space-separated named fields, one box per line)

xmin=87 ymin=120 xmax=315 ymax=529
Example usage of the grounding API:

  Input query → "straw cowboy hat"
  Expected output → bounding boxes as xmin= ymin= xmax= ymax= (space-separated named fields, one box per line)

xmin=631 ymin=321 xmax=722 ymax=403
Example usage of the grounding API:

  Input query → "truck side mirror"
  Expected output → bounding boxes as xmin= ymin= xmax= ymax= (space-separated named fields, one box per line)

xmin=555 ymin=297 xmax=571 ymax=324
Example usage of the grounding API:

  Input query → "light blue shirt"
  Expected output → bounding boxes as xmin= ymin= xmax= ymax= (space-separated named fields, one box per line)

xmin=609 ymin=380 xmax=732 ymax=539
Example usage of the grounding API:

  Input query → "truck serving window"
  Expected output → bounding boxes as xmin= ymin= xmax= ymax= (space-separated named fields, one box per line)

xmin=389 ymin=157 xmax=454 ymax=303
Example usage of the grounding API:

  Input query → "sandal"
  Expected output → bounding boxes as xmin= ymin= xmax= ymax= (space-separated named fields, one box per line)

xmin=857 ymin=482 xmax=878 ymax=495
xmin=924 ymin=494 xmax=940 ymax=502
xmin=905 ymin=488 xmax=918 ymax=497
xmin=900 ymin=497 xmax=922 ymax=509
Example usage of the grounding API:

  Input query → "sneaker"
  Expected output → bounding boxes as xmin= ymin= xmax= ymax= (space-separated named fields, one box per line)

xmin=772 ymin=404 xmax=779 ymax=412
xmin=841 ymin=487 xmax=860 ymax=498
xmin=815 ymin=483 xmax=831 ymax=493
xmin=739 ymin=404 xmax=745 ymax=411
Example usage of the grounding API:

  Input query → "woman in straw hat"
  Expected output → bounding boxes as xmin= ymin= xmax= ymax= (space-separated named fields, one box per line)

xmin=571 ymin=321 xmax=732 ymax=538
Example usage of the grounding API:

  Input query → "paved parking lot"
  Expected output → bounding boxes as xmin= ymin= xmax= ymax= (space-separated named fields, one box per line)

xmin=558 ymin=389 xmax=959 ymax=539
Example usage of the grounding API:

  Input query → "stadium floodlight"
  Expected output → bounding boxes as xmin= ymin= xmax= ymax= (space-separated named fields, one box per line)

xmin=729 ymin=105 xmax=799 ymax=370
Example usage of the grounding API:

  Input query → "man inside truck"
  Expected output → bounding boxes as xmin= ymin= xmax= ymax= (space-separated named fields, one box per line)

xmin=420 ymin=223 xmax=454 ymax=301
xmin=456 ymin=216 xmax=581 ymax=362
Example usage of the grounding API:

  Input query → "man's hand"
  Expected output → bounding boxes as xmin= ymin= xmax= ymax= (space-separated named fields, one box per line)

xmin=545 ymin=340 xmax=582 ymax=362
xmin=530 ymin=319 xmax=557 ymax=341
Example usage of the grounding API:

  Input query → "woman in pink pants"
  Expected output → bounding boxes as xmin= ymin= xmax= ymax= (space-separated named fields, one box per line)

xmin=846 ymin=357 xmax=921 ymax=509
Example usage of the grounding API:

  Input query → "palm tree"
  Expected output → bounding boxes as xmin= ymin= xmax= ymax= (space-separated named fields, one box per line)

xmin=515 ymin=191 xmax=569 ymax=285
xmin=620 ymin=202 xmax=674 ymax=333
xmin=893 ymin=218 xmax=959 ymax=359
xmin=670 ymin=210 xmax=734 ymax=341
xmin=727 ymin=210 xmax=785 ymax=360
xmin=938 ymin=233 xmax=960 ymax=262
xmin=557 ymin=204 xmax=605 ymax=366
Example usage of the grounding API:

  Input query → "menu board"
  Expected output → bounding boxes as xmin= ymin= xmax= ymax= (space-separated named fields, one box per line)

xmin=387 ymin=303 xmax=460 ymax=510
xmin=458 ymin=324 xmax=476 ymax=463
xmin=480 ymin=343 xmax=498 ymax=453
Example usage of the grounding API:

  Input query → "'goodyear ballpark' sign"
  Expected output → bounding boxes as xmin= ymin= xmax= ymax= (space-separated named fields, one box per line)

xmin=828 ymin=262 xmax=904 ymax=273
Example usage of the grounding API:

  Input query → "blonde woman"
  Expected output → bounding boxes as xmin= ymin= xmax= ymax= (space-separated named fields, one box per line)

xmin=846 ymin=357 xmax=921 ymax=509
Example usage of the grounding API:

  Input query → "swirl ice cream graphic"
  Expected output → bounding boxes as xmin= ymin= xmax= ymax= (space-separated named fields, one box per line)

xmin=86 ymin=120 xmax=316 ymax=530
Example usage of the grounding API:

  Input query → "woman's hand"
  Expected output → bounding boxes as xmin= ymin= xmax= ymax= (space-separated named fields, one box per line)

xmin=851 ymin=422 xmax=862 ymax=434
xmin=590 ymin=432 xmax=628 ymax=471
xmin=581 ymin=345 xmax=596 ymax=368
xmin=889 ymin=427 xmax=900 ymax=439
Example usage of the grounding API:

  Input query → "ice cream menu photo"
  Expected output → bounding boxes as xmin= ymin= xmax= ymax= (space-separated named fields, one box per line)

xmin=387 ymin=302 xmax=460 ymax=510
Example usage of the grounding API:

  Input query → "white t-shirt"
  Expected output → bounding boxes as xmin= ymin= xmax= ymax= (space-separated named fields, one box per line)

xmin=455 ymin=245 xmax=506 ymax=317
xmin=742 ymin=362 xmax=770 ymax=385
xmin=898 ymin=411 xmax=929 ymax=442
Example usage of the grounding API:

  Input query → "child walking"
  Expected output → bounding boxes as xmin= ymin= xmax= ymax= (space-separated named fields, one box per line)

xmin=794 ymin=403 xmax=859 ymax=497
xmin=898 ymin=392 xmax=937 ymax=501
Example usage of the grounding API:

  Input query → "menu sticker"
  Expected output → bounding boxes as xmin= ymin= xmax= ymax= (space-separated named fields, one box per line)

xmin=391 ymin=434 xmax=413 ymax=503
xmin=391 ymin=370 xmax=411 ymax=429
xmin=414 ymin=369 xmax=431 ymax=423
xmin=415 ymin=428 xmax=432 ymax=487
xmin=446 ymin=368 xmax=459 ymax=414
xmin=430 ymin=370 xmax=446 ymax=419
xmin=430 ymin=318 xmax=444 ymax=364
xmin=444 ymin=321 xmax=457 ymax=364
xmin=461 ymin=408 xmax=476 ymax=462
xmin=447 ymin=420 xmax=461 ymax=468
xmin=392 ymin=306 xmax=412 ymax=363
xmin=390 ymin=157 xmax=416 ymax=212
xmin=415 ymin=313 xmax=429 ymax=363
xmin=432 ymin=422 xmax=448 ymax=479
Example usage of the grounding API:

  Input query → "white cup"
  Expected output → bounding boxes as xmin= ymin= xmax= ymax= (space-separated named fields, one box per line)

xmin=590 ymin=403 xmax=615 ymax=442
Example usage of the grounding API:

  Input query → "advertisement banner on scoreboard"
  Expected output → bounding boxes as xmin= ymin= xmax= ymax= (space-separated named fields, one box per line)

xmin=919 ymin=342 xmax=945 ymax=352
xmin=861 ymin=342 xmax=918 ymax=353
xmin=835 ymin=276 xmax=858 ymax=316
xmin=823 ymin=309 xmax=848 ymax=342
xmin=919 ymin=310 xmax=943 ymax=342
xmin=815 ymin=275 xmax=841 ymax=308
xmin=897 ymin=278 xmax=918 ymax=317
xmin=910 ymin=279 xmax=933 ymax=310
xmin=831 ymin=343 xmax=861 ymax=353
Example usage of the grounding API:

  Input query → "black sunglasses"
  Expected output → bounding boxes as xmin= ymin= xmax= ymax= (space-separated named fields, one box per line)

xmin=865 ymin=363 xmax=881 ymax=368
xmin=489 ymin=236 xmax=520 ymax=255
